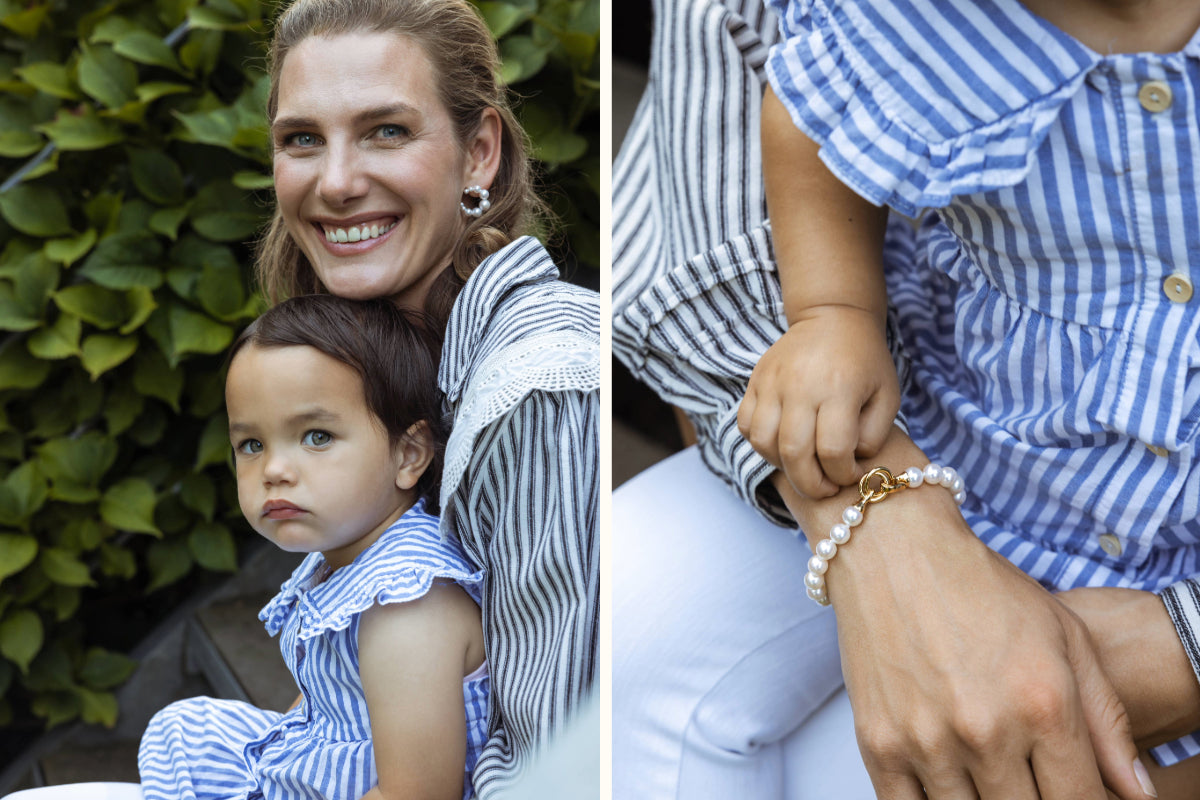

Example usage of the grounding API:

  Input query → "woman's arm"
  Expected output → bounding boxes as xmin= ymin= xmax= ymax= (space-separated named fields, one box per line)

xmin=357 ymin=583 xmax=481 ymax=800
xmin=773 ymin=424 xmax=1157 ymax=800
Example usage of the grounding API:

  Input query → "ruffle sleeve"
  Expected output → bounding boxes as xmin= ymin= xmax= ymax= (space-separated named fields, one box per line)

xmin=763 ymin=0 xmax=1099 ymax=215
xmin=258 ymin=500 xmax=485 ymax=639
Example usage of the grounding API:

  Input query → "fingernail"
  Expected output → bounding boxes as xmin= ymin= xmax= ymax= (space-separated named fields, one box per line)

xmin=1133 ymin=757 xmax=1158 ymax=798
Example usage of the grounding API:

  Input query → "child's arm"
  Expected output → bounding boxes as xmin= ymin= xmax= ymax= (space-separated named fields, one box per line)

xmin=357 ymin=582 xmax=483 ymax=800
xmin=737 ymin=84 xmax=897 ymax=498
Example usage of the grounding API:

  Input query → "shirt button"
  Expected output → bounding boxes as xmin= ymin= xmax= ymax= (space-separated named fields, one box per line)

xmin=1139 ymin=80 xmax=1172 ymax=112
xmin=1098 ymin=533 xmax=1123 ymax=557
xmin=1146 ymin=443 xmax=1170 ymax=457
xmin=1163 ymin=273 xmax=1194 ymax=303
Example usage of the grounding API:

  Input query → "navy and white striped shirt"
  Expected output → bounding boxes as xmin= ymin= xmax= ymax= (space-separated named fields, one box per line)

xmin=137 ymin=501 xmax=490 ymax=799
xmin=614 ymin=0 xmax=1200 ymax=766
xmin=437 ymin=236 xmax=600 ymax=797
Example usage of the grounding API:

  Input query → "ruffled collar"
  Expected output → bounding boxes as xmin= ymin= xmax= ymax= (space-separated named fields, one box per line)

xmin=257 ymin=499 xmax=484 ymax=638
xmin=438 ymin=236 xmax=560 ymax=403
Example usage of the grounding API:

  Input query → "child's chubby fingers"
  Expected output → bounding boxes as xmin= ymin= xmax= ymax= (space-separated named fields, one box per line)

xmin=778 ymin=403 xmax=838 ymax=498
xmin=815 ymin=402 xmax=865 ymax=488
xmin=738 ymin=385 xmax=783 ymax=468
xmin=856 ymin=387 xmax=901 ymax=459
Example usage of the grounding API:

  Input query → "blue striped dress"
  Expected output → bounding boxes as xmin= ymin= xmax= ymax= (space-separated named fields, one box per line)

xmin=765 ymin=0 xmax=1200 ymax=764
xmin=137 ymin=500 xmax=490 ymax=799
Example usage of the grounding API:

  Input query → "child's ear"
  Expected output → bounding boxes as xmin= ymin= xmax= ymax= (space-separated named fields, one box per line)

xmin=394 ymin=421 xmax=435 ymax=491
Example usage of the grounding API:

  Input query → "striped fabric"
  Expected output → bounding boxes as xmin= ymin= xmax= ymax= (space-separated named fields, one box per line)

xmin=614 ymin=0 xmax=1200 ymax=768
xmin=437 ymin=237 xmax=600 ymax=797
xmin=137 ymin=501 xmax=490 ymax=799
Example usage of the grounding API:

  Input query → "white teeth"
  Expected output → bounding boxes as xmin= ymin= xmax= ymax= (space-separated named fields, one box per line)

xmin=322 ymin=220 xmax=396 ymax=244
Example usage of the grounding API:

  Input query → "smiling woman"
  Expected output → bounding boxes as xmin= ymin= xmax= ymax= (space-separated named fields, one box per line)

xmin=133 ymin=1 xmax=600 ymax=798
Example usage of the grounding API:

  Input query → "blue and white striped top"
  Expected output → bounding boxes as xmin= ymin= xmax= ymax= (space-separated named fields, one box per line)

xmin=614 ymin=0 xmax=1200 ymax=768
xmin=769 ymin=0 xmax=1200 ymax=764
xmin=137 ymin=500 xmax=490 ymax=800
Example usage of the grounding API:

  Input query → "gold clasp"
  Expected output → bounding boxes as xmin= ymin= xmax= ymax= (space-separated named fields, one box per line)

xmin=858 ymin=466 xmax=902 ymax=505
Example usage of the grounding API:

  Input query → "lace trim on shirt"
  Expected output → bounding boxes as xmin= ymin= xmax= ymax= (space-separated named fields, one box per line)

xmin=440 ymin=329 xmax=600 ymax=510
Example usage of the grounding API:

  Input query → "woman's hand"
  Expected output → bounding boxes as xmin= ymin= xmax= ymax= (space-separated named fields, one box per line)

xmin=773 ymin=429 xmax=1158 ymax=800
xmin=739 ymin=306 xmax=899 ymax=498
xmin=1057 ymin=585 xmax=1200 ymax=751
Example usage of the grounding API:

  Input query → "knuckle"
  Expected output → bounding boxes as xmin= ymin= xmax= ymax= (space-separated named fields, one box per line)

xmin=952 ymin=708 xmax=1002 ymax=753
xmin=777 ymin=439 xmax=809 ymax=466
xmin=856 ymin=722 xmax=907 ymax=771
xmin=1018 ymin=678 xmax=1071 ymax=732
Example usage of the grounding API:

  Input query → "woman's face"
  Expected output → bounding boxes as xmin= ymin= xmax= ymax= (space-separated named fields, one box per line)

xmin=272 ymin=31 xmax=494 ymax=309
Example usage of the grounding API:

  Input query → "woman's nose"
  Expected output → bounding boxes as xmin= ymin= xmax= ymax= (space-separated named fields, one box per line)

xmin=317 ymin=143 xmax=369 ymax=206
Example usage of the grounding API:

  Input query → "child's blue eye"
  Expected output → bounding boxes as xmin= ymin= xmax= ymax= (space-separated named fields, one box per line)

xmin=236 ymin=439 xmax=263 ymax=455
xmin=303 ymin=430 xmax=332 ymax=447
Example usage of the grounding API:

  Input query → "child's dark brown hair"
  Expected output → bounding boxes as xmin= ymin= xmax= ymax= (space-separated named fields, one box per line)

xmin=228 ymin=295 xmax=446 ymax=512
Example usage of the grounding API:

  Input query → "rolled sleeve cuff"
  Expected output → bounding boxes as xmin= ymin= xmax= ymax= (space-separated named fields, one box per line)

xmin=1148 ymin=579 xmax=1200 ymax=766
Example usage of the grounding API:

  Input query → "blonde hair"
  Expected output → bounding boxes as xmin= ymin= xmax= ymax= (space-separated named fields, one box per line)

xmin=256 ymin=0 xmax=548 ymax=319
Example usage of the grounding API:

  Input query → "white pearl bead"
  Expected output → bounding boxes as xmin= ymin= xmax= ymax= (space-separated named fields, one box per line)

xmin=479 ymin=199 xmax=491 ymax=210
xmin=807 ymin=555 xmax=828 ymax=575
xmin=904 ymin=466 xmax=924 ymax=487
xmin=949 ymin=475 xmax=965 ymax=494
xmin=939 ymin=466 xmax=957 ymax=487
xmin=924 ymin=463 xmax=942 ymax=484
xmin=815 ymin=538 xmax=837 ymax=559
xmin=804 ymin=571 xmax=825 ymax=590
xmin=806 ymin=586 xmax=827 ymax=603
xmin=842 ymin=506 xmax=863 ymax=527
xmin=953 ymin=490 xmax=966 ymax=505
xmin=829 ymin=523 xmax=851 ymax=545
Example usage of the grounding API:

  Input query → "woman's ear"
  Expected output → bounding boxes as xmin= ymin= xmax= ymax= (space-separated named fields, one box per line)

xmin=394 ymin=421 xmax=435 ymax=491
xmin=463 ymin=107 xmax=502 ymax=190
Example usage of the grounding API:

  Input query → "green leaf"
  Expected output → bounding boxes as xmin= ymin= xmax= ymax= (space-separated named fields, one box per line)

xmin=0 ymin=431 xmax=20 ymax=461
xmin=23 ymin=640 xmax=73 ymax=691
xmin=190 ymin=180 xmax=263 ymax=242
xmin=120 ymin=286 xmax=157 ymax=335
xmin=80 ymin=333 xmax=138 ymax=380
xmin=99 ymin=543 xmax=136 ymax=579
xmin=53 ymin=284 xmax=126 ymax=329
xmin=45 ymin=229 xmax=98 ymax=266
xmin=77 ymin=232 xmax=163 ymax=291
xmin=521 ymin=104 xmax=588 ymax=165
xmin=178 ymin=29 xmax=223 ymax=77
xmin=187 ymin=5 xmax=249 ymax=30
xmin=0 ymin=535 xmax=36 ymax=583
xmin=231 ymin=170 xmax=273 ymax=190
xmin=0 ymin=128 xmax=42 ymax=158
xmin=73 ymin=518 xmax=107 ymax=550
xmin=172 ymin=104 xmax=238 ymax=150
xmin=132 ymin=346 xmax=183 ymax=410
xmin=113 ymin=30 xmax=182 ymax=71
xmin=30 ymin=690 xmax=79 ymax=728
xmin=170 ymin=306 xmax=233 ymax=357
xmin=77 ymin=43 xmax=137 ymax=109
xmin=188 ymin=521 xmax=237 ymax=572
xmin=74 ymin=686 xmax=118 ymax=727
xmin=46 ymin=585 xmax=79 ymax=621
xmin=196 ymin=263 xmax=245 ymax=319
xmin=87 ymin=15 xmax=139 ymax=44
xmin=499 ymin=35 xmax=551 ymax=85
xmin=145 ymin=538 xmax=191 ymax=592
xmin=36 ymin=106 xmax=124 ymax=151
xmin=38 ymin=432 xmax=118 ymax=488
xmin=2 ymin=461 xmax=48 ymax=524
xmin=1 ymin=2 xmax=50 ymax=38
xmin=79 ymin=647 xmax=137 ymax=690
xmin=15 ymin=62 xmax=80 ymax=100
xmin=477 ymin=1 xmax=534 ymax=37
xmin=0 ymin=344 xmax=51 ymax=390
xmin=149 ymin=205 xmax=190 ymax=240
xmin=29 ymin=313 xmax=82 ymax=359
xmin=40 ymin=548 xmax=94 ymax=587
xmin=136 ymin=81 xmax=191 ymax=104
xmin=14 ymin=250 xmax=58 ymax=314
xmin=0 ymin=609 xmax=42 ymax=672
xmin=0 ymin=284 xmax=43 ymax=332
xmin=104 ymin=382 xmax=144 ymax=436
xmin=100 ymin=478 xmax=160 ymax=536
xmin=0 ymin=183 xmax=71 ymax=237
xmin=128 ymin=149 xmax=185 ymax=206
xmin=195 ymin=414 xmax=229 ymax=470
xmin=180 ymin=473 xmax=216 ymax=522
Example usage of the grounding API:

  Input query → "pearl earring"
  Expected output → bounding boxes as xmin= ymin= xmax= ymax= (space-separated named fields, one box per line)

xmin=460 ymin=185 xmax=491 ymax=218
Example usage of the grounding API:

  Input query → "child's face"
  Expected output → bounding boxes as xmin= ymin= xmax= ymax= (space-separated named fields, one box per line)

xmin=225 ymin=343 xmax=419 ymax=569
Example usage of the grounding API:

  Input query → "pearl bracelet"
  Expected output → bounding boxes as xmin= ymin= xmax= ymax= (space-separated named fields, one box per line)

xmin=804 ymin=464 xmax=966 ymax=606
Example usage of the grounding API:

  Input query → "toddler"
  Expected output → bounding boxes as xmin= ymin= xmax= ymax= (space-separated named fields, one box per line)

xmin=138 ymin=295 xmax=487 ymax=800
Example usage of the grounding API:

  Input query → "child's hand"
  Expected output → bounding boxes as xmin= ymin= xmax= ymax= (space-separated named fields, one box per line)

xmin=738 ymin=305 xmax=900 ymax=498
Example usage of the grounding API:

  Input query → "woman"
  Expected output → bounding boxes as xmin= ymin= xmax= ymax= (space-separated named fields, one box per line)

xmin=259 ymin=1 xmax=599 ymax=796
xmin=613 ymin=0 xmax=1200 ymax=797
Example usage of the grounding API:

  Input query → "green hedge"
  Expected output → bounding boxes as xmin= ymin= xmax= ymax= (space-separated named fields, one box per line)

xmin=0 ymin=0 xmax=598 ymax=732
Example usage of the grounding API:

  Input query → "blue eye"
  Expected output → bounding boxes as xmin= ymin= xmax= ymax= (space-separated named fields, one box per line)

xmin=303 ymin=430 xmax=332 ymax=447
xmin=286 ymin=132 xmax=319 ymax=147
xmin=378 ymin=124 xmax=408 ymax=139
xmin=236 ymin=439 xmax=263 ymax=455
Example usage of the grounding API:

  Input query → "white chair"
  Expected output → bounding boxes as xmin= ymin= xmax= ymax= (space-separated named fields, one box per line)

xmin=1 ymin=783 xmax=143 ymax=799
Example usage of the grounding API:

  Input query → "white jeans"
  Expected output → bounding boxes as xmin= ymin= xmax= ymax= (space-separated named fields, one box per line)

xmin=613 ymin=447 xmax=876 ymax=799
